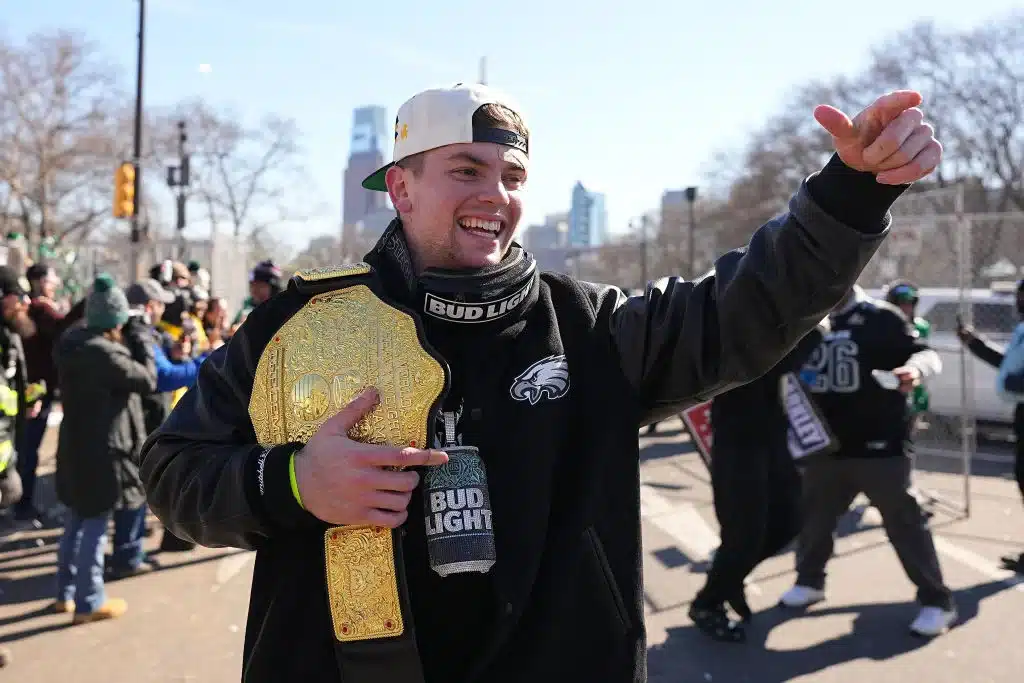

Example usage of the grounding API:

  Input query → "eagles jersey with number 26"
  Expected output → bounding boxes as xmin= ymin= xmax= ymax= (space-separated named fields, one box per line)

xmin=804 ymin=287 xmax=941 ymax=457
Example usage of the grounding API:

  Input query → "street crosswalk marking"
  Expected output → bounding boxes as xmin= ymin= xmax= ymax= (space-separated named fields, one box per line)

xmin=640 ymin=485 xmax=719 ymax=562
xmin=933 ymin=537 xmax=1024 ymax=594
xmin=213 ymin=551 xmax=256 ymax=591
xmin=639 ymin=484 xmax=763 ymax=595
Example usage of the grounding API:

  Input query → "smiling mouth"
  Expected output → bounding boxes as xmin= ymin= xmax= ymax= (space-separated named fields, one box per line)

xmin=458 ymin=217 xmax=503 ymax=239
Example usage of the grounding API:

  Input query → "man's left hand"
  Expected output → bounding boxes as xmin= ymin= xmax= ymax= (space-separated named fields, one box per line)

xmin=814 ymin=90 xmax=942 ymax=185
xmin=892 ymin=366 xmax=921 ymax=394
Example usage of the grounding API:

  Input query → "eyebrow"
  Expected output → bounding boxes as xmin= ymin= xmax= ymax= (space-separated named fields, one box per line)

xmin=446 ymin=151 xmax=526 ymax=173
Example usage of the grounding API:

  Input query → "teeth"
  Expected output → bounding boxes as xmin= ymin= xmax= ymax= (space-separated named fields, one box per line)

xmin=459 ymin=218 xmax=501 ymax=233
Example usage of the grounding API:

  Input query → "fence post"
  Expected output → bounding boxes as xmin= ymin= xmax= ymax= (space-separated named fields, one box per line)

xmin=955 ymin=183 xmax=973 ymax=518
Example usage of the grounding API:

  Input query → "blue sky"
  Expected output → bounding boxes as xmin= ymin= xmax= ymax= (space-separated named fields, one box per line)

xmin=3 ymin=0 xmax=1019 ymax=247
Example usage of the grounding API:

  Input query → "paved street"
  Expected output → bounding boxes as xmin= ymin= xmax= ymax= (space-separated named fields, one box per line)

xmin=1 ymin=418 xmax=1022 ymax=682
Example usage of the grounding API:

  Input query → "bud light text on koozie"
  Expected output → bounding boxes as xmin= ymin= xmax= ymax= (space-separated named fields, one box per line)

xmin=425 ymin=487 xmax=493 ymax=535
xmin=422 ymin=445 xmax=497 ymax=576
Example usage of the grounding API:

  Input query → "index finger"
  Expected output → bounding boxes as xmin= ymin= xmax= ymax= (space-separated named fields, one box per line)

xmin=358 ymin=445 xmax=449 ymax=468
xmin=863 ymin=90 xmax=923 ymax=128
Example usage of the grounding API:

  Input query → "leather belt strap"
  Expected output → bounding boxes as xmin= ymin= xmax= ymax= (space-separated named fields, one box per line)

xmin=330 ymin=529 xmax=426 ymax=683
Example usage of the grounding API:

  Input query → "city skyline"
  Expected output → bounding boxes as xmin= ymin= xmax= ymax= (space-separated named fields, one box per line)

xmin=5 ymin=0 xmax=1017 ymax=249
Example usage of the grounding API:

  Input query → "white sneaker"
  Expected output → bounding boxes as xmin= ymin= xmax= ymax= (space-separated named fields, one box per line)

xmin=779 ymin=585 xmax=825 ymax=608
xmin=909 ymin=606 xmax=957 ymax=637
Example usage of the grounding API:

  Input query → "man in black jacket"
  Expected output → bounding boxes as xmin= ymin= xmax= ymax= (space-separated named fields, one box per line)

xmin=779 ymin=285 xmax=954 ymax=637
xmin=140 ymin=83 xmax=941 ymax=682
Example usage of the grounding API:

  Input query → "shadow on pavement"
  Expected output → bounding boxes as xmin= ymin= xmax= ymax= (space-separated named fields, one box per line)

xmin=0 ymin=620 xmax=73 ymax=644
xmin=913 ymin=451 xmax=1014 ymax=482
xmin=645 ymin=510 xmax=965 ymax=613
xmin=647 ymin=578 xmax=1013 ymax=683
xmin=640 ymin=436 xmax=696 ymax=464
xmin=0 ymin=530 xmax=244 ymax=645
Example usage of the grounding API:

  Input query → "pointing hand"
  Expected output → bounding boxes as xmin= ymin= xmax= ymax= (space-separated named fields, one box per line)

xmin=814 ymin=90 xmax=942 ymax=185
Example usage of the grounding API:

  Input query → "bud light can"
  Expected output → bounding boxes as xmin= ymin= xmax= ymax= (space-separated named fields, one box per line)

xmin=422 ymin=445 xmax=496 ymax=576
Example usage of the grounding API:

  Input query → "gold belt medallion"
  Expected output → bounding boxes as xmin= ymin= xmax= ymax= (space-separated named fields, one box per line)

xmin=249 ymin=283 xmax=447 ymax=642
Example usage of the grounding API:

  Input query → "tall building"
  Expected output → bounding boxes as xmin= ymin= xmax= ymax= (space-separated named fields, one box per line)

xmin=523 ymin=213 xmax=572 ymax=273
xmin=523 ymin=212 xmax=569 ymax=251
xmin=568 ymin=182 xmax=608 ymax=248
xmin=342 ymin=106 xmax=389 ymax=229
xmin=660 ymin=188 xmax=713 ymax=277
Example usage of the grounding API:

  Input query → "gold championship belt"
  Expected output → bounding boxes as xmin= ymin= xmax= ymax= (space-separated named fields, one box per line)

xmin=248 ymin=263 xmax=447 ymax=646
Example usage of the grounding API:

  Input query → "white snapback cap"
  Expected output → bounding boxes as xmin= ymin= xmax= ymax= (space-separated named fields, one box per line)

xmin=362 ymin=82 xmax=528 ymax=192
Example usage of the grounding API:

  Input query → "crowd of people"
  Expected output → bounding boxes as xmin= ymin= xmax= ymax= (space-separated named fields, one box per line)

xmin=0 ymin=255 xmax=284 ymax=623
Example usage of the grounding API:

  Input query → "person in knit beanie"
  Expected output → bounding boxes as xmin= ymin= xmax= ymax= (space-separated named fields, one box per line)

xmin=84 ymin=274 xmax=130 ymax=332
xmin=53 ymin=273 xmax=156 ymax=624
xmin=231 ymin=260 xmax=283 ymax=328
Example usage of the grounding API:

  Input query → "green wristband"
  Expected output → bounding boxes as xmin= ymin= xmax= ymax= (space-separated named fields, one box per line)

xmin=289 ymin=450 xmax=305 ymax=510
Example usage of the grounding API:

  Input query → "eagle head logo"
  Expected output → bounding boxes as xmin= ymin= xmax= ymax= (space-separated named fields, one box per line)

xmin=509 ymin=354 xmax=570 ymax=405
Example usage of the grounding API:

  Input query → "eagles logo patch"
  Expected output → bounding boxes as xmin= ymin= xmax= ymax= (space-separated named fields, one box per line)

xmin=510 ymin=354 xmax=570 ymax=405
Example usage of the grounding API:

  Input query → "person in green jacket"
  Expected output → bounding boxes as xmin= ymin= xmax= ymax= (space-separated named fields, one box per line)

xmin=885 ymin=280 xmax=930 ymax=414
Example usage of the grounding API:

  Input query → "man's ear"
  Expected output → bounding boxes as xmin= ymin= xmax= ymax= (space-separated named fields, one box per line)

xmin=386 ymin=166 xmax=412 ymax=214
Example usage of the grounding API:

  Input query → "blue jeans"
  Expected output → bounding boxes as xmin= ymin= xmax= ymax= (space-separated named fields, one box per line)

xmin=14 ymin=400 xmax=51 ymax=514
xmin=110 ymin=505 xmax=148 ymax=572
xmin=56 ymin=510 xmax=109 ymax=614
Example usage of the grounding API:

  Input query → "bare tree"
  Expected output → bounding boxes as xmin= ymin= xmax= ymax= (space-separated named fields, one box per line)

xmin=288 ymin=235 xmax=341 ymax=272
xmin=865 ymin=12 xmax=1024 ymax=281
xmin=247 ymin=226 xmax=295 ymax=270
xmin=869 ymin=13 xmax=1024 ymax=209
xmin=0 ymin=31 xmax=129 ymax=253
xmin=162 ymin=99 xmax=319 ymax=239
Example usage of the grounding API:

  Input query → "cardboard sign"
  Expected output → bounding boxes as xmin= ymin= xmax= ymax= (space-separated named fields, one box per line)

xmin=780 ymin=372 xmax=838 ymax=460
xmin=680 ymin=400 xmax=713 ymax=469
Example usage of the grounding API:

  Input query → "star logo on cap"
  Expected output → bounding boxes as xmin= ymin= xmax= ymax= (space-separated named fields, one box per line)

xmin=400 ymin=123 xmax=408 ymax=140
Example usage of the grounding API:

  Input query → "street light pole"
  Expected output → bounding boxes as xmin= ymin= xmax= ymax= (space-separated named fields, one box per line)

xmin=129 ymin=0 xmax=146 ymax=280
xmin=685 ymin=186 xmax=698 ymax=277
xmin=167 ymin=121 xmax=191 ymax=260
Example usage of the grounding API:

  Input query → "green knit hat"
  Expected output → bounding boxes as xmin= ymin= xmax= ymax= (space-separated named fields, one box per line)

xmin=86 ymin=273 xmax=130 ymax=331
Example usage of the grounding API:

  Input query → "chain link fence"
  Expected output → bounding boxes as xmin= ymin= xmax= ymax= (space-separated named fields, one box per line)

xmin=875 ymin=187 xmax=1023 ymax=516
xmin=534 ymin=186 xmax=1024 ymax=516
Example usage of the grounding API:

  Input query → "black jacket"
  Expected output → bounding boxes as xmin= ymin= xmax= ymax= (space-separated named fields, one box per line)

xmin=140 ymin=160 xmax=897 ymax=682
xmin=55 ymin=327 xmax=157 ymax=517
xmin=711 ymin=324 xmax=826 ymax=452
xmin=122 ymin=313 xmax=174 ymax=434
xmin=808 ymin=288 xmax=941 ymax=457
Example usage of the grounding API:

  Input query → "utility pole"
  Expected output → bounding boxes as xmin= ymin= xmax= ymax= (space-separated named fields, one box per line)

xmin=685 ymin=186 xmax=698 ymax=277
xmin=167 ymin=120 xmax=191 ymax=260
xmin=129 ymin=0 xmax=146 ymax=280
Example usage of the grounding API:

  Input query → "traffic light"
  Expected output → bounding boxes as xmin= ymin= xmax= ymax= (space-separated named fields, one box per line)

xmin=113 ymin=162 xmax=137 ymax=218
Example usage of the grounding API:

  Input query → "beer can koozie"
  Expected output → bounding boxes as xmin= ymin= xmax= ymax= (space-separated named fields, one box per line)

xmin=422 ymin=445 xmax=496 ymax=576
